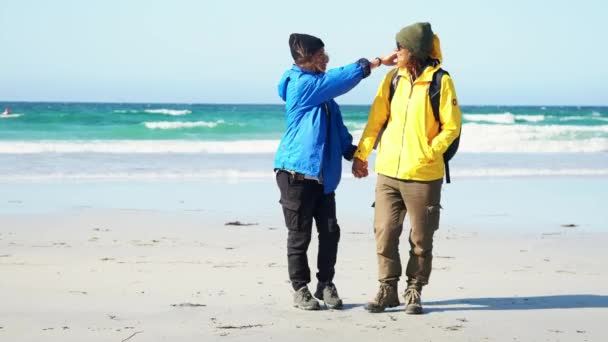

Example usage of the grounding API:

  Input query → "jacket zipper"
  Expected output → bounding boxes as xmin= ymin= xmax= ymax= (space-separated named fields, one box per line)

xmin=395 ymin=82 xmax=414 ymax=178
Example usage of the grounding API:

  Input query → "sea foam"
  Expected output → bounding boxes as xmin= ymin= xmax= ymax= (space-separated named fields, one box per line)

xmin=1 ymin=168 xmax=607 ymax=182
xmin=0 ymin=140 xmax=279 ymax=154
xmin=463 ymin=113 xmax=545 ymax=124
xmin=1 ymin=121 xmax=607 ymax=154
xmin=144 ymin=120 xmax=224 ymax=129
xmin=143 ymin=109 xmax=192 ymax=116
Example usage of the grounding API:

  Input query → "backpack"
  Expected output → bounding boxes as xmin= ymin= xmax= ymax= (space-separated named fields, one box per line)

xmin=373 ymin=67 xmax=460 ymax=183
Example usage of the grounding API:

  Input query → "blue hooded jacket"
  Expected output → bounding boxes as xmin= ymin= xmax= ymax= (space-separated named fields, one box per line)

xmin=274 ymin=60 xmax=371 ymax=193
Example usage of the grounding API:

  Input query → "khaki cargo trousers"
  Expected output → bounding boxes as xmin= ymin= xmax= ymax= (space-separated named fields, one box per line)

xmin=374 ymin=174 xmax=442 ymax=287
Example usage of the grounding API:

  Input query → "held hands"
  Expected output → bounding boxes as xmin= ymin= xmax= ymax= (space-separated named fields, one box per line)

xmin=352 ymin=157 xmax=369 ymax=178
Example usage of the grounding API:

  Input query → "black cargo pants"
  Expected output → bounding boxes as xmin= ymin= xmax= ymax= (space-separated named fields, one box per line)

xmin=275 ymin=170 xmax=341 ymax=291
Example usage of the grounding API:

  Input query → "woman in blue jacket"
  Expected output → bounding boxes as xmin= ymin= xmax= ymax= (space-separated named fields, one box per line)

xmin=275 ymin=33 xmax=395 ymax=310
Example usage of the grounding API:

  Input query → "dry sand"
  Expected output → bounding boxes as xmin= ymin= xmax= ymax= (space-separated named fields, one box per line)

xmin=1 ymin=210 xmax=606 ymax=341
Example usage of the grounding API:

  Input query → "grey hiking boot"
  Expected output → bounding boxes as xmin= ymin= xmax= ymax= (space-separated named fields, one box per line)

xmin=403 ymin=286 xmax=423 ymax=314
xmin=293 ymin=286 xmax=321 ymax=310
xmin=314 ymin=282 xmax=343 ymax=309
xmin=365 ymin=282 xmax=400 ymax=313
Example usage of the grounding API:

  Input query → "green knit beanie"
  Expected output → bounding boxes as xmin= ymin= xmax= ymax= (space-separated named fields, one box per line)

xmin=395 ymin=22 xmax=434 ymax=59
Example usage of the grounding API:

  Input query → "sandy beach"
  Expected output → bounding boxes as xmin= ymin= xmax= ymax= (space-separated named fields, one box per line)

xmin=1 ymin=177 xmax=607 ymax=342
xmin=2 ymin=0 xmax=607 ymax=340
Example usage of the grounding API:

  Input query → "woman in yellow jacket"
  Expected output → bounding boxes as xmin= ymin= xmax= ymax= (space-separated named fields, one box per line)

xmin=352 ymin=22 xmax=462 ymax=314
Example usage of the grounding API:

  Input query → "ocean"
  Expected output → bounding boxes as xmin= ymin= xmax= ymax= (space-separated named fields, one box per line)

xmin=0 ymin=102 xmax=607 ymax=181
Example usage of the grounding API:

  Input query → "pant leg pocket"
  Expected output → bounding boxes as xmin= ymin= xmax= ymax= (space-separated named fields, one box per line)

xmin=282 ymin=205 xmax=301 ymax=231
xmin=276 ymin=172 xmax=304 ymax=230
xmin=426 ymin=204 xmax=442 ymax=231
xmin=323 ymin=192 xmax=340 ymax=234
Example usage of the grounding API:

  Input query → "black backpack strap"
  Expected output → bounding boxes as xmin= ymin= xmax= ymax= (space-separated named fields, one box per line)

xmin=429 ymin=68 xmax=448 ymax=125
xmin=373 ymin=69 xmax=400 ymax=150
xmin=388 ymin=69 xmax=401 ymax=103
xmin=428 ymin=68 xmax=453 ymax=183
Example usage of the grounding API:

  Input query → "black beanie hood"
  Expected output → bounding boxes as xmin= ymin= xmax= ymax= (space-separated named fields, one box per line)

xmin=289 ymin=33 xmax=324 ymax=61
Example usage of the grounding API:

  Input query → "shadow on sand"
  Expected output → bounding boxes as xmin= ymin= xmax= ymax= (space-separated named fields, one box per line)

xmin=424 ymin=294 xmax=608 ymax=313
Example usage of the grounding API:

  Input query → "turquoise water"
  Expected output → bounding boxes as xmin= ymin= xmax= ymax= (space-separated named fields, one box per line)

xmin=0 ymin=103 xmax=285 ymax=141
xmin=1 ymin=103 xmax=605 ymax=233
xmin=1 ymin=102 xmax=606 ymax=143
xmin=0 ymin=102 xmax=606 ymax=181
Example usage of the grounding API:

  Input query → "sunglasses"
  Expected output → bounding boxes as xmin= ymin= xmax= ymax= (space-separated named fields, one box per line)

xmin=396 ymin=42 xmax=403 ymax=50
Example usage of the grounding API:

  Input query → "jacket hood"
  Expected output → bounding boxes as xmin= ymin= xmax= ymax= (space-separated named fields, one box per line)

xmin=277 ymin=69 xmax=292 ymax=102
xmin=396 ymin=34 xmax=444 ymax=82
xmin=429 ymin=34 xmax=443 ymax=63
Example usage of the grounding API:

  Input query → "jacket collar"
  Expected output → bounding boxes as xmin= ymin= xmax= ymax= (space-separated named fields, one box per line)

xmin=397 ymin=59 xmax=441 ymax=83
xmin=291 ymin=64 xmax=321 ymax=75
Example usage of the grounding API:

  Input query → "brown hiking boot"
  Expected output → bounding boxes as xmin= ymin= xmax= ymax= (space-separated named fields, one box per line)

xmin=365 ymin=282 xmax=400 ymax=313
xmin=403 ymin=286 xmax=423 ymax=314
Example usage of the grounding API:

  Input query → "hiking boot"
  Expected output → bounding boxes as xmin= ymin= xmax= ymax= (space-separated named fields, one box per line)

xmin=365 ymin=282 xmax=400 ymax=313
xmin=314 ymin=282 xmax=343 ymax=309
xmin=403 ymin=287 xmax=423 ymax=314
xmin=293 ymin=286 xmax=321 ymax=310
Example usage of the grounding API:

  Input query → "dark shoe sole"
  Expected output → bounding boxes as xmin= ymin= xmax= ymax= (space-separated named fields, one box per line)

xmin=324 ymin=300 xmax=343 ymax=310
xmin=294 ymin=303 xmax=321 ymax=311
xmin=365 ymin=301 xmax=400 ymax=313
xmin=405 ymin=304 xmax=423 ymax=314
xmin=314 ymin=291 xmax=343 ymax=310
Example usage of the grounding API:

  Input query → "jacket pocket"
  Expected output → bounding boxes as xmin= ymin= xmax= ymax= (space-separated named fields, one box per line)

xmin=416 ymin=142 xmax=434 ymax=164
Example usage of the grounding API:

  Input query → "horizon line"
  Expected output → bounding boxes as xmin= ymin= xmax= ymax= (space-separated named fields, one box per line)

xmin=1 ymin=100 xmax=606 ymax=108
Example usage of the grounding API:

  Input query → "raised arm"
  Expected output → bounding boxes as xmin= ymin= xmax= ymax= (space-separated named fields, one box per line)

xmin=299 ymin=59 xmax=371 ymax=107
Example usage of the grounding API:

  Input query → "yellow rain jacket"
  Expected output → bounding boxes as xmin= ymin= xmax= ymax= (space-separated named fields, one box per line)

xmin=354 ymin=35 xmax=462 ymax=181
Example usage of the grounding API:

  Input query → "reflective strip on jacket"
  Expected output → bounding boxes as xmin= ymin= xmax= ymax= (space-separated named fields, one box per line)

xmin=354 ymin=35 xmax=462 ymax=181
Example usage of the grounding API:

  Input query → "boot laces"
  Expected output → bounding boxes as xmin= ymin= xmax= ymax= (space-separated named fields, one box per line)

xmin=325 ymin=283 xmax=338 ymax=298
xmin=405 ymin=287 xmax=421 ymax=304
xmin=302 ymin=288 xmax=313 ymax=301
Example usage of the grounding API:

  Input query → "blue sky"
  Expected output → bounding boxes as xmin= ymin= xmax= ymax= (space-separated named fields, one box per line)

xmin=1 ymin=0 xmax=606 ymax=105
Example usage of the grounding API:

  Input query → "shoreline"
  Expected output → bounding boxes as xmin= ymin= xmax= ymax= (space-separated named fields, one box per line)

xmin=2 ymin=176 xmax=606 ymax=232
